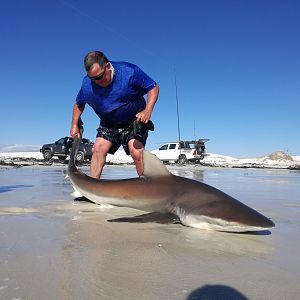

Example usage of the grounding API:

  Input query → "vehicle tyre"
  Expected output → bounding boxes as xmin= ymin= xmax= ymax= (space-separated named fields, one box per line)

xmin=43 ymin=150 xmax=52 ymax=161
xmin=58 ymin=156 xmax=67 ymax=163
xmin=76 ymin=151 xmax=85 ymax=165
xmin=178 ymin=154 xmax=187 ymax=165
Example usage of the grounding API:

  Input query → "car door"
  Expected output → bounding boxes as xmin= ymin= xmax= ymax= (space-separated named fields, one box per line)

xmin=53 ymin=138 xmax=66 ymax=154
xmin=166 ymin=143 xmax=177 ymax=160
xmin=157 ymin=144 xmax=169 ymax=160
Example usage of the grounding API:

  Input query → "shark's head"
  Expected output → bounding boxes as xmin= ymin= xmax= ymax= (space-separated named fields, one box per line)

xmin=174 ymin=178 xmax=275 ymax=232
xmin=177 ymin=204 xmax=275 ymax=232
xmin=143 ymin=151 xmax=275 ymax=233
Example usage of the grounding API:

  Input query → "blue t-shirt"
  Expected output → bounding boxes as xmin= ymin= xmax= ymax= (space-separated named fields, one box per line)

xmin=76 ymin=61 xmax=156 ymax=128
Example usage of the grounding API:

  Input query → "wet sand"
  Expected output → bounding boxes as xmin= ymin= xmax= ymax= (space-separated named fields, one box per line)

xmin=0 ymin=165 xmax=300 ymax=299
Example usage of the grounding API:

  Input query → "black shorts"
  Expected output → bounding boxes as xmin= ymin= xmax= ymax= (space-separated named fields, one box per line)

xmin=96 ymin=121 xmax=150 ymax=155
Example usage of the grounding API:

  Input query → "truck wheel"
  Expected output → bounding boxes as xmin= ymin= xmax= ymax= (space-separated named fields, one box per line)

xmin=58 ymin=156 xmax=67 ymax=163
xmin=76 ymin=151 xmax=85 ymax=165
xmin=178 ymin=154 xmax=187 ymax=165
xmin=43 ymin=150 xmax=52 ymax=161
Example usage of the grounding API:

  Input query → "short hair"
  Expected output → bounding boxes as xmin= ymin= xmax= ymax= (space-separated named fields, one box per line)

xmin=84 ymin=51 xmax=109 ymax=71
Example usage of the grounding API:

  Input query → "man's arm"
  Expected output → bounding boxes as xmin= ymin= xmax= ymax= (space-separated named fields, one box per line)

xmin=70 ymin=103 xmax=85 ymax=138
xmin=136 ymin=84 xmax=159 ymax=123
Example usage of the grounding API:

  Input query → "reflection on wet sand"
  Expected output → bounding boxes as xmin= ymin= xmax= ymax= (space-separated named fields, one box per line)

xmin=170 ymin=169 xmax=204 ymax=181
xmin=0 ymin=184 xmax=34 ymax=193
xmin=0 ymin=166 xmax=300 ymax=299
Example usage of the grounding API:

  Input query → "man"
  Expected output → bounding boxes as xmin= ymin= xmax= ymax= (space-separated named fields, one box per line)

xmin=70 ymin=51 xmax=159 ymax=178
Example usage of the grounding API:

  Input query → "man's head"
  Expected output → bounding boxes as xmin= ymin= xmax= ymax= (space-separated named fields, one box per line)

xmin=84 ymin=51 xmax=110 ymax=82
xmin=84 ymin=51 xmax=108 ymax=71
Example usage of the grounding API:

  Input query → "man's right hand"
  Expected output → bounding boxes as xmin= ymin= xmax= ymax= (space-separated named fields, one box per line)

xmin=70 ymin=124 xmax=80 ymax=139
xmin=71 ymin=103 xmax=85 ymax=139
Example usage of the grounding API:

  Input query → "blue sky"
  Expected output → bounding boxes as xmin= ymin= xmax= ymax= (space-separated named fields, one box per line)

xmin=0 ymin=0 xmax=299 ymax=157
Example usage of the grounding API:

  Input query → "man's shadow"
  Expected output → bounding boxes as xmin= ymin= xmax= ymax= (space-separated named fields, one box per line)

xmin=187 ymin=284 xmax=248 ymax=300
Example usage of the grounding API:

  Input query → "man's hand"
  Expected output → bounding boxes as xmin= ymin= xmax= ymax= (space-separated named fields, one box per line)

xmin=70 ymin=124 xmax=81 ymax=139
xmin=136 ymin=108 xmax=151 ymax=124
xmin=70 ymin=103 xmax=84 ymax=139
xmin=136 ymin=84 xmax=159 ymax=124
xmin=71 ymin=104 xmax=84 ymax=139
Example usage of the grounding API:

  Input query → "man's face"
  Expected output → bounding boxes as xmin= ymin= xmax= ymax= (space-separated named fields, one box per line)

xmin=87 ymin=63 xmax=107 ymax=82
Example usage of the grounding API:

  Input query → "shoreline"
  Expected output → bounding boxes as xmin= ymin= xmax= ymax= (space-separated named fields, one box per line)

xmin=1 ymin=150 xmax=300 ymax=170
xmin=1 ymin=157 xmax=299 ymax=171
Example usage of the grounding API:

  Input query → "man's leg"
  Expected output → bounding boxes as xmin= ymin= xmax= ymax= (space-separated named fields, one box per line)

xmin=90 ymin=137 xmax=112 ymax=178
xmin=128 ymin=139 xmax=144 ymax=176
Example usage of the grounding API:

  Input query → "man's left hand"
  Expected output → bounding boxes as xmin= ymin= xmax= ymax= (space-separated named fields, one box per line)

xmin=136 ymin=108 xmax=151 ymax=124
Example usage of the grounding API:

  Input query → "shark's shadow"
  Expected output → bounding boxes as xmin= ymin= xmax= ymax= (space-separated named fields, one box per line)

xmin=107 ymin=212 xmax=271 ymax=235
xmin=74 ymin=197 xmax=180 ymax=225
xmin=108 ymin=212 xmax=181 ymax=225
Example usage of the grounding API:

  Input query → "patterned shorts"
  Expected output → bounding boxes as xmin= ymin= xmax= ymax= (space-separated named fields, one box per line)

xmin=96 ymin=121 xmax=150 ymax=155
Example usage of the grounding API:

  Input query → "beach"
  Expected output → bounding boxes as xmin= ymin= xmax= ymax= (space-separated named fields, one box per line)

xmin=1 ymin=163 xmax=300 ymax=300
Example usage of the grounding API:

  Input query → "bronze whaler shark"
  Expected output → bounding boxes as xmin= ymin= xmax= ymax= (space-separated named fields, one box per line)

xmin=68 ymin=135 xmax=275 ymax=232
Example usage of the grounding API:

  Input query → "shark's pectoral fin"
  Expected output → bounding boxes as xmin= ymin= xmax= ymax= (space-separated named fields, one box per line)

xmin=71 ymin=185 xmax=83 ymax=198
xmin=142 ymin=150 xmax=171 ymax=178
xmin=107 ymin=212 xmax=181 ymax=224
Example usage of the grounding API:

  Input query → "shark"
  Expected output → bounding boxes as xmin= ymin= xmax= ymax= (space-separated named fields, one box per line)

xmin=68 ymin=135 xmax=275 ymax=232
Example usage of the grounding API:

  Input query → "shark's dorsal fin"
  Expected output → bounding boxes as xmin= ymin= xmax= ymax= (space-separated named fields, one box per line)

xmin=142 ymin=150 xmax=171 ymax=177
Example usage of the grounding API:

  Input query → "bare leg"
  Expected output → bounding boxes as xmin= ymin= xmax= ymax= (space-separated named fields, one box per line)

xmin=128 ymin=139 xmax=144 ymax=176
xmin=90 ymin=137 xmax=112 ymax=178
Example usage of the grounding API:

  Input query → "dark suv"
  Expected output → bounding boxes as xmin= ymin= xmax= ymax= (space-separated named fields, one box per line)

xmin=40 ymin=136 xmax=93 ymax=164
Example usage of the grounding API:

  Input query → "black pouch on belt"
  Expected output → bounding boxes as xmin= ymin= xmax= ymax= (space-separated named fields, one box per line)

xmin=132 ymin=119 xmax=155 ymax=135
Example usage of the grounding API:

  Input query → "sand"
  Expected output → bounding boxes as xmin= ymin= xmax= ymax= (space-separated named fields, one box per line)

xmin=0 ymin=165 xmax=300 ymax=300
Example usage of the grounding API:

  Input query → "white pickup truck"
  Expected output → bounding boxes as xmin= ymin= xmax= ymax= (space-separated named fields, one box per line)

xmin=151 ymin=139 xmax=209 ymax=164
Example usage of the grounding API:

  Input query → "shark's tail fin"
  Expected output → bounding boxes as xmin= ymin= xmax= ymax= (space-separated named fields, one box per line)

xmin=68 ymin=118 xmax=84 ymax=172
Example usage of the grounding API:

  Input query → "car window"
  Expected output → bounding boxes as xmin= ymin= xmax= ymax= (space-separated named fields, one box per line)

xmin=159 ymin=144 xmax=168 ymax=150
xmin=169 ymin=144 xmax=176 ymax=149
xmin=56 ymin=138 xmax=65 ymax=145
xmin=82 ymin=138 xmax=92 ymax=144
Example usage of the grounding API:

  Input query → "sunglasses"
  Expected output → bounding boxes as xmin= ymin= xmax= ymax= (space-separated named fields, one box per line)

xmin=87 ymin=65 xmax=106 ymax=81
